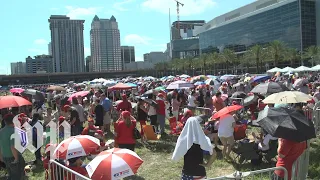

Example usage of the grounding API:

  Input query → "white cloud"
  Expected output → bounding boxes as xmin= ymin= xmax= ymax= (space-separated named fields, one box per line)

xmin=34 ymin=39 xmax=48 ymax=45
xmin=124 ymin=34 xmax=152 ymax=45
xmin=65 ymin=6 xmax=102 ymax=19
xmin=84 ymin=47 xmax=90 ymax=56
xmin=141 ymin=0 xmax=216 ymax=16
xmin=113 ymin=0 xmax=135 ymax=11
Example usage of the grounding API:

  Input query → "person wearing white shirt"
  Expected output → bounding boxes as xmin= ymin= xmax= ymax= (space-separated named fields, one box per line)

xmin=187 ymin=91 xmax=197 ymax=109
xmin=218 ymin=113 xmax=236 ymax=159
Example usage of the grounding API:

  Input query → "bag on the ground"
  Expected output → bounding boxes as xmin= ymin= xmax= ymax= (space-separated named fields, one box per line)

xmin=133 ymin=127 xmax=141 ymax=139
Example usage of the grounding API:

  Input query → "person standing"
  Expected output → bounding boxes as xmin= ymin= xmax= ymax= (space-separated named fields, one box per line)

xmin=94 ymin=99 xmax=104 ymax=130
xmin=147 ymin=95 xmax=158 ymax=133
xmin=116 ymin=111 xmax=137 ymax=151
xmin=100 ymin=93 xmax=112 ymax=133
xmin=218 ymin=112 xmax=236 ymax=160
xmin=0 ymin=114 xmax=26 ymax=180
xmin=156 ymin=93 xmax=166 ymax=135
xmin=72 ymin=97 xmax=85 ymax=132
xmin=187 ymin=91 xmax=197 ymax=110
xmin=172 ymin=94 xmax=181 ymax=121
xmin=137 ymin=98 xmax=148 ymax=138
xmin=212 ymin=92 xmax=225 ymax=112
xmin=116 ymin=94 xmax=132 ymax=113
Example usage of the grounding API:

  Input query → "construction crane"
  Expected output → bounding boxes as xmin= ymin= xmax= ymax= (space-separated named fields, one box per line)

xmin=173 ymin=0 xmax=184 ymax=39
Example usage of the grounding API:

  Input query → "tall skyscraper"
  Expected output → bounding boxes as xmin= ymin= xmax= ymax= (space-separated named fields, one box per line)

xmin=48 ymin=15 xmax=85 ymax=73
xmin=48 ymin=42 xmax=52 ymax=55
xmin=90 ymin=15 xmax=122 ymax=72
xmin=121 ymin=46 xmax=135 ymax=67
xmin=26 ymin=55 xmax=53 ymax=74
xmin=11 ymin=62 xmax=26 ymax=75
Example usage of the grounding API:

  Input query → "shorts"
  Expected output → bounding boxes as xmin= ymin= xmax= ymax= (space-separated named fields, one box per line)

xmin=103 ymin=112 xmax=111 ymax=125
xmin=219 ymin=136 xmax=235 ymax=146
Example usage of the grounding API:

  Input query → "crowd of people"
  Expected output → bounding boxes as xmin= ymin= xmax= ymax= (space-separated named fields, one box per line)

xmin=0 ymin=72 xmax=317 ymax=180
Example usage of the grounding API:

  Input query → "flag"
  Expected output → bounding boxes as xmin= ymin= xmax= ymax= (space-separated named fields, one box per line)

xmin=15 ymin=127 xmax=28 ymax=152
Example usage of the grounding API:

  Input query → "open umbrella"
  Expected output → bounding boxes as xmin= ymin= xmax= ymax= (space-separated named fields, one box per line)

xmin=243 ymin=95 xmax=258 ymax=106
xmin=267 ymin=67 xmax=281 ymax=73
xmin=194 ymin=81 xmax=205 ymax=86
xmin=252 ymin=75 xmax=271 ymax=83
xmin=53 ymin=135 xmax=100 ymax=160
xmin=251 ymin=82 xmax=289 ymax=94
xmin=262 ymin=91 xmax=312 ymax=104
xmin=293 ymin=78 xmax=308 ymax=88
xmin=47 ymin=86 xmax=66 ymax=91
xmin=0 ymin=96 xmax=32 ymax=109
xmin=21 ymin=89 xmax=45 ymax=101
xmin=67 ymin=91 xmax=89 ymax=101
xmin=166 ymin=81 xmax=194 ymax=90
xmin=256 ymin=107 xmax=315 ymax=142
xmin=86 ymin=148 xmax=143 ymax=180
xmin=9 ymin=88 xmax=24 ymax=94
xmin=212 ymin=105 xmax=243 ymax=119
xmin=231 ymin=91 xmax=246 ymax=98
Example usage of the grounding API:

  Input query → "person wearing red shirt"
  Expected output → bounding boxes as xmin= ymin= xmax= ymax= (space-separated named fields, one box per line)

xmin=156 ymin=93 xmax=166 ymax=135
xmin=116 ymin=94 xmax=132 ymax=113
xmin=116 ymin=111 xmax=137 ymax=151
xmin=81 ymin=118 xmax=98 ymax=136
xmin=212 ymin=92 xmax=225 ymax=112
xmin=67 ymin=157 xmax=88 ymax=180
xmin=274 ymin=139 xmax=306 ymax=180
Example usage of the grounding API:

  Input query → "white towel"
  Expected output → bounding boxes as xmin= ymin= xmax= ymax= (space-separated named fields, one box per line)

xmin=172 ymin=117 xmax=213 ymax=161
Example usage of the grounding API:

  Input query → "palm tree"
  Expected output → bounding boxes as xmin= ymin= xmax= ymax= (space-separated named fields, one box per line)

xmin=285 ymin=48 xmax=300 ymax=67
xmin=245 ymin=45 xmax=266 ymax=72
xmin=266 ymin=40 xmax=286 ymax=66
xmin=304 ymin=46 xmax=320 ymax=66
xmin=198 ymin=53 xmax=210 ymax=74
xmin=207 ymin=52 xmax=220 ymax=75
xmin=220 ymin=49 xmax=237 ymax=74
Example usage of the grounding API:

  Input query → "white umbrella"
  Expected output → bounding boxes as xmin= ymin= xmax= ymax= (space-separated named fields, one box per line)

xmin=180 ymin=74 xmax=190 ymax=78
xmin=267 ymin=67 xmax=281 ymax=73
xmin=293 ymin=66 xmax=311 ymax=72
xmin=263 ymin=91 xmax=312 ymax=104
xmin=166 ymin=81 xmax=194 ymax=90
xmin=311 ymin=65 xmax=320 ymax=71
xmin=280 ymin=66 xmax=294 ymax=73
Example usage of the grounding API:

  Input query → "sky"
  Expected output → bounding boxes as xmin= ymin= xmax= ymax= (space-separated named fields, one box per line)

xmin=0 ymin=0 xmax=255 ymax=75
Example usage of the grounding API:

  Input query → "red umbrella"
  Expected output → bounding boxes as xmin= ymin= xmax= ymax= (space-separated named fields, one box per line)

xmin=9 ymin=88 xmax=25 ymax=94
xmin=212 ymin=105 xmax=243 ymax=119
xmin=0 ymin=96 xmax=32 ymax=109
xmin=68 ymin=91 xmax=89 ymax=101
xmin=108 ymin=83 xmax=132 ymax=91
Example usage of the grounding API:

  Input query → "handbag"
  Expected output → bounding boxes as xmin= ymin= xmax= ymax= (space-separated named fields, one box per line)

xmin=133 ymin=127 xmax=141 ymax=139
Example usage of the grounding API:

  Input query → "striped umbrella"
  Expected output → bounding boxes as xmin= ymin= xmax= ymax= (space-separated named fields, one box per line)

xmin=53 ymin=135 xmax=100 ymax=160
xmin=86 ymin=148 xmax=143 ymax=180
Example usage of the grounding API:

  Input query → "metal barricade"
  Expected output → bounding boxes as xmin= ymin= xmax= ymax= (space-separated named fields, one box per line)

xmin=48 ymin=159 xmax=91 ymax=180
xmin=208 ymin=167 xmax=288 ymax=180
xmin=194 ymin=107 xmax=213 ymax=117
xmin=291 ymin=144 xmax=310 ymax=180
xmin=312 ymin=102 xmax=320 ymax=135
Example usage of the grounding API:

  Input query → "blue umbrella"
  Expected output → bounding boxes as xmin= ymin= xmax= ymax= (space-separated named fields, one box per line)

xmin=194 ymin=81 xmax=205 ymax=86
xmin=252 ymin=75 xmax=271 ymax=83
xmin=125 ymin=83 xmax=138 ymax=87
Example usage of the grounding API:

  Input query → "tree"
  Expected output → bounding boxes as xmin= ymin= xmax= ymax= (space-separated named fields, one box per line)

xmin=207 ymin=52 xmax=220 ymax=75
xmin=304 ymin=46 xmax=320 ymax=66
xmin=245 ymin=45 xmax=266 ymax=72
xmin=220 ymin=49 xmax=237 ymax=74
xmin=266 ymin=40 xmax=286 ymax=66
xmin=285 ymin=48 xmax=300 ymax=67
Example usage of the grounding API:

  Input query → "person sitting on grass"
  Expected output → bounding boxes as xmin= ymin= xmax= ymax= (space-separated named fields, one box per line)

xmin=67 ymin=157 xmax=89 ymax=180
xmin=81 ymin=118 xmax=98 ymax=136
xmin=180 ymin=109 xmax=193 ymax=125
xmin=88 ymin=130 xmax=110 ymax=160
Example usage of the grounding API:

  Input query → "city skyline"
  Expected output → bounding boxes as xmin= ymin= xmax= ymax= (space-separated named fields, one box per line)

xmin=0 ymin=0 xmax=256 ymax=74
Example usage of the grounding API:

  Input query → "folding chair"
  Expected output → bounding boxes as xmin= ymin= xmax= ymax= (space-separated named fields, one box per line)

xmin=234 ymin=124 xmax=247 ymax=141
xmin=142 ymin=125 xmax=160 ymax=140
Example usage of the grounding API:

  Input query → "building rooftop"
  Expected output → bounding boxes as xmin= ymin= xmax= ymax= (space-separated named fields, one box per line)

xmin=49 ymin=15 xmax=70 ymax=20
xmin=110 ymin=15 xmax=116 ymax=22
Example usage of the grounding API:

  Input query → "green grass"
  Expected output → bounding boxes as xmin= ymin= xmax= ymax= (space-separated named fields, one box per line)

xmin=1 ymin=123 xmax=320 ymax=179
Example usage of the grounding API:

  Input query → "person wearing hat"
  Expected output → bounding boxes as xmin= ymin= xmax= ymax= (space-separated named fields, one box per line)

xmin=116 ymin=94 xmax=132 ymax=113
xmin=88 ymin=130 xmax=109 ymax=160
xmin=172 ymin=115 xmax=216 ymax=180
xmin=67 ymin=157 xmax=88 ymax=179
xmin=156 ymin=93 xmax=167 ymax=135
xmin=115 ymin=111 xmax=137 ymax=151
xmin=81 ymin=118 xmax=98 ymax=136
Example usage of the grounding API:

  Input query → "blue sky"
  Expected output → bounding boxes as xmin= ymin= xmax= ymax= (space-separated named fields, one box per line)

xmin=0 ymin=0 xmax=255 ymax=75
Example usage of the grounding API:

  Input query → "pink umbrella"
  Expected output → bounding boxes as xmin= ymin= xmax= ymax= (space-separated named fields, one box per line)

xmin=10 ymin=88 xmax=25 ymax=94
xmin=68 ymin=91 xmax=89 ymax=101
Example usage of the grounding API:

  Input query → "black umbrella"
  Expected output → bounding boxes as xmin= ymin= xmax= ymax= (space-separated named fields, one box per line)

xmin=142 ymin=89 xmax=158 ymax=97
xmin=251 ymin=82 xmax=289 ymax=94
xmin=231 ymin=91 xmax=247 ymax=98
xmin=21 ymin=89 xmax=45 ymax=101
xmin=243 ymin=95 xmax=258 ymax=106
xmin=256 ymin=107 xmax=316 ymax=142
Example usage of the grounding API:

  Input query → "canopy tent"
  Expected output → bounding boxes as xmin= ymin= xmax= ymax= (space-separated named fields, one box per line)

xmin=279 ymin=66 xmax=294 ymax=73
xmin=311 ymin=65 xmax=320 ymax=71
xmin=267 ymin=67 xmax=281 ymax=73
xmin=109 ymin=83 xmax=133 ymax=91
xmin=293 ymin=66 xmax=311 ymax=72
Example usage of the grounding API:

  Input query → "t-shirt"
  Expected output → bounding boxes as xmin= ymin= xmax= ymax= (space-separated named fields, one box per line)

xmin=218 ymin=114 xmax=235 ymax=138
xmin=0 ymin=126 xmax=16 ymax=158
xmin=156 ymin=99 xmax=166 ymax=115
xmin=73 ymin=104 xmax=85 ymax=123
xmin=148 ymin=105 xmax=157 ymax=116
xmin=212 ymin=96 xmax=225 ymax=111
xmin=183 ymin=144 xmax=206 ymax=176
xmin=81 ymin=126 xmax=98 ymax=136
xmin=116 ymin=120 xmax=136 ymax=144
xmin=101 ymin=98 xmax=112 ymax=112
xmin=275 ymin=139 xmax=306 ymax=180
xmin=187 ymin=95 xmax=196 ymax=107
xmin=258 ymin=134 xmax=278 ymax=151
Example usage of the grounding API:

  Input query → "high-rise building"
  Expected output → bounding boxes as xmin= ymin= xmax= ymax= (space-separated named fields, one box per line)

xmin=48 ymin=42 xmax=52 ymax=55
xmin=85 ymin=56 xmax=93 ymax=72
xmin=11 ymin=62 xmax=26 ymax=75
xmin=171 ymin=20 xmax=205 ymax=40
xmin=48 ymin=15 xmax=85 ymax=73
xmin=26 ymin=55 xmax=53 ymax=74
xmin=90 ymin=15 xmax=122 ymax=72
xmin=143 ymin=52 xmax=167 ymax=64
xmin=197 ymin=0 xmax=318 ymax=54
xmin=121 ymin=46 xmax=135 ymax=66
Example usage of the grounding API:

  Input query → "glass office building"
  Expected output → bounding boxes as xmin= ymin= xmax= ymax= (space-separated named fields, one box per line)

xmin=199 ymin=0 xmax=317 ymax=54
